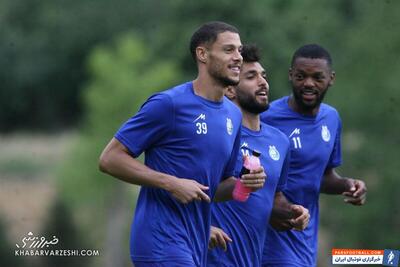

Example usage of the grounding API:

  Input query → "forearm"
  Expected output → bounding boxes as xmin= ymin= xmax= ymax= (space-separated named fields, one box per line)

xmin=271 ymin=192 xmax=293 ymax=220
xmin=213 ymin=177 xmax=236 ymax=202
xmin=99 ymin=138 xmax=176 ymax=190
xmin=320 ymin=168 xmax=349 ymax=194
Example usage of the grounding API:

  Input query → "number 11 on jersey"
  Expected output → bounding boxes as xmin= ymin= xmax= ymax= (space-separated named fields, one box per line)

xmin=292 ymin=137 xmax=302 ymax=149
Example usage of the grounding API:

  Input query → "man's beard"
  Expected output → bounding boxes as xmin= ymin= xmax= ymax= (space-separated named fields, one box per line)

xmin=292 ymin=87 xmax=328 ymax=112
xmin=236 ymin=91 xmax=269 ymax=114
xmin=216 ymin=75 xmax=239 ymax=87
xmin=209 ymin=62 xmax=239 ymax=87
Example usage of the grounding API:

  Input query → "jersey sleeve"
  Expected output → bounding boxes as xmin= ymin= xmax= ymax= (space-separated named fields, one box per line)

xmin=222 ymin=124 xmax=242 ymax=179
xmin=276 ymin=144 xmax=290 ymax=192
xmin=326 ymin=115 xmax=342 ymax=169
xmin=114 ymin=93 xmax=174 ymax=157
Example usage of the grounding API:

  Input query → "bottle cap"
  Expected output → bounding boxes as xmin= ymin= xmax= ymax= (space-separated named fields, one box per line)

xmin=252 ymin=150 xmax=261 ymax=157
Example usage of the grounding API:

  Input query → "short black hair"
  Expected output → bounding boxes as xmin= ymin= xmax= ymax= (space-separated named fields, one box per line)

xmin=190 ymin=21 xmax=239 ymax=61
xmin=291 ymin=44 xmax=332 ymax=67
xmin=241 ymin=44 xmax=260 ymax=63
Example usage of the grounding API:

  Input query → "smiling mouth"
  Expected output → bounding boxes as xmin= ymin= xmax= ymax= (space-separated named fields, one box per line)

xmin=256 ymin=90 xmax=268 ymax=101
xmin=301 ymin=89 xmax=318 ymax=100
xmin=229 ymin=65 xmax=241 ymax=74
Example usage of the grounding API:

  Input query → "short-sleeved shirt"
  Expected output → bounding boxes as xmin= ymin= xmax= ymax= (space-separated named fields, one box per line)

xmin=207 ymin=122 xmax=290 ymax=267
xmin=115 ymin=81 xmax=242 ymax=266
xmin=260 ymin=96 xmax=342 ymax=267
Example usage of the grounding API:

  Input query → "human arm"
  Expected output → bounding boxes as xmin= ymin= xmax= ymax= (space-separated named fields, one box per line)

xmin=208 ymin=226 xmax=232 ymax=251
xmin=213 ymin=165 xmax=266 ymax=202
xmin=269 ymin=192 xmax=310 ymax=231
xmin=320 ymin=168 xmax=367 ymax=205
xmin=99 ymin=138 xmax=210 ymax=203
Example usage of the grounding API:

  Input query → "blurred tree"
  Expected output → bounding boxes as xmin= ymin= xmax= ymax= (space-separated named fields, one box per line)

xmin=0 ymin=219 xmax=24 ymax=267
xmin=0 ymin=0 xmax=139 ymax=131
xmin=40 ymin=197 xmax=90 ymax=267
xmin=2 ymin=0 xmax=396 ymax=266
xmin=57 ymin=33 xmax=179 ymax=267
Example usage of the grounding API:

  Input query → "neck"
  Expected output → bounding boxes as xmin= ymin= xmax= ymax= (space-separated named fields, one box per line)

xmin=192 ymin=70 xmax=226 ymax=102
xmin=241 ymin=109 xmax=260 ymax=131
xmin=288 ymin=95 xmax=320 ymax=116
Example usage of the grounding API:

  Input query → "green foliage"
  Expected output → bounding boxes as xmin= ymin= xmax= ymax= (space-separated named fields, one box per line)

xmin=57 ymin=33 xmax=179 ymax=243
xmin=0 ymin=219 xmax=24 ymax=267
xmin=0 ymin=0 xmax=139 ymax=131
xmin=2 ymin=0 xmax=398 ymax=265
xmin=40 ymin=198 xmax=90 ymax=267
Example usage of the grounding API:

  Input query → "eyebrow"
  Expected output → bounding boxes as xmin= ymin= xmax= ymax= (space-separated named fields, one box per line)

xmin=244 ymin=69 xmax=266 ymax=76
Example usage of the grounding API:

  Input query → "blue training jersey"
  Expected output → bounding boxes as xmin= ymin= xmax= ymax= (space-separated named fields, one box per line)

xmin=207 ymin=122 xmax=290 ymax=267
xmin=115 ymin=81 xmax=242 ymax=266
xmin=260 ymin=96 xmax=342 ymax=267
xmin=261 ymin=96 xmax=342 ymax=267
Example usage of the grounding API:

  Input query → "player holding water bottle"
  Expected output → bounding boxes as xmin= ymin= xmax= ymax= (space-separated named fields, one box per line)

xmin=207 ymin=44 xmax=310 ymax=267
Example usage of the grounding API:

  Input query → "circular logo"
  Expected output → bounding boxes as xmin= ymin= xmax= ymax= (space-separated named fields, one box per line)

xmin=321 ymin=125 xmax=331 ymax=142
xmin=269 ymin=145 xmax=280 ymax=161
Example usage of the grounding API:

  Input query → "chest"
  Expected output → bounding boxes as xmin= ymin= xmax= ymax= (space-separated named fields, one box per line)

xmin=171 ymin=103 xmax=239 ymax=160
xmin=280 ymin=119 xmax=338 ymax=166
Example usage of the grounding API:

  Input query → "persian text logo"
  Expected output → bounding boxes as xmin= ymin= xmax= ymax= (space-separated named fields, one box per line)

xmin=16 ymin=231 xmax=58 ymax=249
xmin=332 ymin=248 xmax=384 ymax=265
xmin=14 ymin=231 xmax=100 ymax=257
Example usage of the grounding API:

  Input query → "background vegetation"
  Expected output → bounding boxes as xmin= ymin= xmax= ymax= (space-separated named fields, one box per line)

xmin=1 ymin=0 xmax=399 ymax=266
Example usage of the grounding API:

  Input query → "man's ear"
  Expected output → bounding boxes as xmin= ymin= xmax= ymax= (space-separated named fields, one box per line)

xmin=288 ymin=68 xmax=293 ymax=82
xmin=225 ymin=86 xmax=236 ymax=100
xmin=329 ymin=71 xmax=336 ymax=86
xmin=196 ymin=46 xmax=208 ymax=64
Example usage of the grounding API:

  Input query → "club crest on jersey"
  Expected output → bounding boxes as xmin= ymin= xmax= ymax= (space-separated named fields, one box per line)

xmin=226 ymin=118 xmax=233 ymax=135
xmin=269 ymin=145 xmax=280 ymax=161
xmin=321 ymin=125 xmax=331 ymax=142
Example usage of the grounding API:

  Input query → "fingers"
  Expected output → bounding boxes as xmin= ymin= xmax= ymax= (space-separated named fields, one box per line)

xmin=209 ymin=227 xmax=232 ymax=251
xmin=289 ymin=205 xmax=310 ymax=231
xmin=241 ymin=166 xmax=266 ymax=189
xmin=343 ymin=194 xmax=366 ymax=205
xmin=343 ymin=179 xmax=367 ymax=205
xmin=197 ymin=189 xmax=211 ymax=203
xmin=172 ymin=179 xmax=211 ymax=204
xmin=197 ymin=183 xmax=210 ymax=191
xmin=270 ymin=218 xmax=293 ymax=231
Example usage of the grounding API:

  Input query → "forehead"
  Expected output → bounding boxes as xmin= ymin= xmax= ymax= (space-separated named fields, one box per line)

xmin=241 ymin=61 xmax=264 ymax=74
xmin=292 ymin=57 xmax=330 ymax=73
xmin=212 ymin=31 xmax=241 ymax=47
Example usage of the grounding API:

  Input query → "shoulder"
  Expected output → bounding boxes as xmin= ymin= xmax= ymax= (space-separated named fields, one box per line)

xmin=261 ymin=96 xmax=289 ymax=120
xmin=160 ymin=81 xmax=192 ymax=99
xmin=261 ymin=122 xmax=290 ymax=145
xmin=319 ymin=103 xmax=341 ymax=120
xmin=269 ymin=96 xmax=289 ymax=110
xmin=223 ymin=96 xmax=242 ymax=116
xmin=144 ymin=82 xmax=192 ymax=108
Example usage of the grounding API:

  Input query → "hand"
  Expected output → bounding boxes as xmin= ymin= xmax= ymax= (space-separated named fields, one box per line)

xmin=167 ymin=177 xmax=210 ymax=204
xmin=288 ymin=205 xmax=310 ymax=231
xmin=269 ymin=216 xmax=293 ymax=231
xmin=208 ymin=226 xmax=232 ymax=251
xmin=240 ymin=166 xmax=266 ymax=191
xmin=269 ymin=204 xmax=309 ymax=231
xmin=342 ymin=178 xmax=367 ymax=205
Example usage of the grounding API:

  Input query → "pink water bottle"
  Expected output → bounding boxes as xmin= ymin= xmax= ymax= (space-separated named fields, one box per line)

xmin=232 ymin=150 xmax=261 ymax=202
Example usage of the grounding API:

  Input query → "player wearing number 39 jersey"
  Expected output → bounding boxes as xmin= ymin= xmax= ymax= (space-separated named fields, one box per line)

xmin=99 ymin=21 xmax=266 ymax=267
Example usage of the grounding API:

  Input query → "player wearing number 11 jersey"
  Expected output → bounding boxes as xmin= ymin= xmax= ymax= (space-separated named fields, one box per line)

xmin=260 ymin=44 xmax=367 ymax=267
